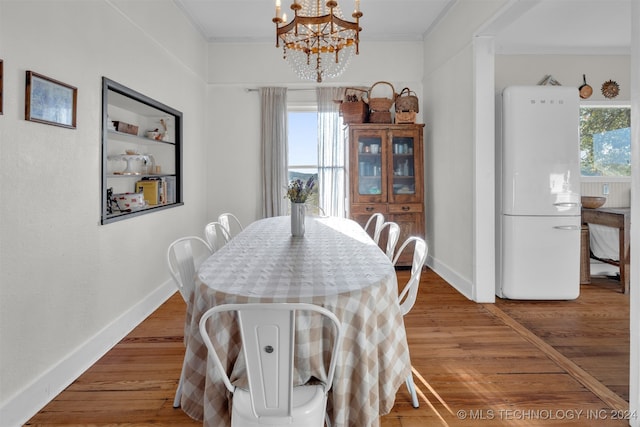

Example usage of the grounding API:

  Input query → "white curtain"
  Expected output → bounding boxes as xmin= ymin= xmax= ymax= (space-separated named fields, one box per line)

xmin=317 ymin=87 xmax=346 ymax=217
xmin=260 ymin=87 xmax=289 ymax=217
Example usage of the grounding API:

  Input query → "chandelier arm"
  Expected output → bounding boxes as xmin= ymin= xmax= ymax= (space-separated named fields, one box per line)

xmin=329 ymin=15 xmax=359 ymax=31
xmin=272 ymin=16 xmax=283 ymax=47
xmin=276 ymin=19 xmax=299 ymax=37
xmin=284 ymin=24 xmax=354 ymax=46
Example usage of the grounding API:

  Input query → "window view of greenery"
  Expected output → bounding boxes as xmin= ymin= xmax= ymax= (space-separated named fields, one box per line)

xmin=580 ymin=106 xmax=631 ymax=176
xmin=288 ymin=110 xmax=319 ymax=208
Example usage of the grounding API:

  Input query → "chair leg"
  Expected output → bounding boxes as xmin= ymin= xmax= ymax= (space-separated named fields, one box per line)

xmin=173 ymin=376 xmax=183 ymax=408
xmin=173 ymin=356 xmax=187 ymax=408
xmin=406 ymin=374 xmax=419 ymax=408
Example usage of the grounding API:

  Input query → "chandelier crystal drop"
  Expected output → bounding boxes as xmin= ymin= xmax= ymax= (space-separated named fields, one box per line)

xmin=273 ymin=0 xmax=362 ymax=83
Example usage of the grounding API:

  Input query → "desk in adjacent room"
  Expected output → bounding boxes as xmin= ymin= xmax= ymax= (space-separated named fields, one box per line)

xmin=581 ymin=207 xmax=631 ymax=294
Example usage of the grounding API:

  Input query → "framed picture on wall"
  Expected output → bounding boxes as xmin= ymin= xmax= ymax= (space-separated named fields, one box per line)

xmin=25 ymin=70 xmax=77 ymax=128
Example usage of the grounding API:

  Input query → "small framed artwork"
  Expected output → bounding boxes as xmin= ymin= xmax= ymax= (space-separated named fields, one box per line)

xmin=25 ymin=70 xmax=77 ymax=128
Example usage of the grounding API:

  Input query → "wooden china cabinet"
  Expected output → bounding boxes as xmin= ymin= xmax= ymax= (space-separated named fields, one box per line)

xmin=347 ymin=123 xmax=425 ymax=266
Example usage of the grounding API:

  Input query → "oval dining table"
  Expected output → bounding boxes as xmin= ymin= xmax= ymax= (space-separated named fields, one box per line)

xmin=179 ymin=215 xmax=411 ymax=427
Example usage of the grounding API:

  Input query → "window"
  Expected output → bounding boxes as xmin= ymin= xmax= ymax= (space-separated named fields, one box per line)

xmin=288 ymin=109 xmax=319 ymax=206
xmin=580 ymin=104 xmax=631 ymax=177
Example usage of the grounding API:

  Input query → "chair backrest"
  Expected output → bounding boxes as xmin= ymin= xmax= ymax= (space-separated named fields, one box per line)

xmin=218 ymin=213 xmax=243 ymax=239
xmin=167 ymin=236 xmax=213 ymax=302
xmin=204 ymin=221 xmax=231 ymax=251
xmin=364 ymin=212 xmax=385 ymax=243
xmin=378 ymin=222 xmax=400 ymax=260
xmin=305 ymin=203 xmax=328 ymax=217
xmin=199 ymin=303 xmax=343 ymax=420
xmin=392 ymin=236 xmax=428 ymax=316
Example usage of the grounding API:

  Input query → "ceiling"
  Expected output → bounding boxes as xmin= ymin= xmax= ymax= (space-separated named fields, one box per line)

xmin=175 ymin=0 xmax=631 ymax=53
xmin=174 ymin=0 xmax=453 ymax=42
xmin=493 ymin=0 xmax=631 ymax=54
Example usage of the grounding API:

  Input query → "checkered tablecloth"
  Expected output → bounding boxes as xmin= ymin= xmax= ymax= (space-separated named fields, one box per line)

xmin=180 ymin=216 xmax=411 ymax=427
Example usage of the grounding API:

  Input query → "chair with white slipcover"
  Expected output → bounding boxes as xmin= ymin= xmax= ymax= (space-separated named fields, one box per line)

xmin=166 ymin=236 xmax=213 ymax=408
xmin=199 ymin=302 xmax=344 ymax=427
xmin=363 ymin=212 xmax=385 ymax=243
xmin=392 ymin=236 xmax=428 ymax=408
xmin=218 ymin=212 xmax=243 ymax=240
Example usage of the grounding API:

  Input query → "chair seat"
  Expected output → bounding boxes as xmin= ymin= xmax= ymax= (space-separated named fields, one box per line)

xmin=199 ymin=303 xmax=342 ymax=426
xmin=232 ymin=384 xmax=327 ymax=426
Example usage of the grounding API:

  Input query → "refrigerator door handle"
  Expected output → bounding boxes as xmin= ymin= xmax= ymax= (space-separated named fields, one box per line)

xmin=553 ymin=202 xmax=580 ymax=208
xmin=553 ymin=225 xmax=581 ymax=231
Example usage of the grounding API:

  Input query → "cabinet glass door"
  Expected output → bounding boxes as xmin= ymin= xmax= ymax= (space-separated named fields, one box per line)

xmin=391 ymin=135 xmax=416 ymax=197
xmin=356 ymin=134 xmax=384 ymax=196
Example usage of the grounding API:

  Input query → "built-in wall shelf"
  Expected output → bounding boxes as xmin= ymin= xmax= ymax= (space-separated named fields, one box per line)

xmin=101 ymin=77 xmax=183 ymax=224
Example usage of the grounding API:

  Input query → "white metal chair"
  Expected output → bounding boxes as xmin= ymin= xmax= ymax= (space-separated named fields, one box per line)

xmin=378 ymin=221 xmax=401 ymax=260
xmin=392 ymin=236 xmax=428 ymax=408
xmin=218 ymin=212 xmax=243 ymax=239
xmin=166 ymin=236 xmax=213 ymax=408
xmin=167 ymin=236 xmax=213 ymax=302
xmin=363 ymin=212 xmax=385 ymax=243
xmin=204 ymin=221 xmax=231 ymax=251
xmin=305 ymin=203 xmax=328 ymax=217
xmin=199 ymin=303 xmax=344 ymax=427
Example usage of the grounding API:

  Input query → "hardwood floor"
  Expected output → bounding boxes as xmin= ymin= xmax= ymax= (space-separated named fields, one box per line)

xmin=495 ymin=276 xmax=629 ymax=402
xmin=25 ymin=270 xmax=630 ymax=426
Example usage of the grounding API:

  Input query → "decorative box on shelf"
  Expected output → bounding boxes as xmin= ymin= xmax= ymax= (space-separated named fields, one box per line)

xmin=113 ymin=121 xmax=139 ymax=135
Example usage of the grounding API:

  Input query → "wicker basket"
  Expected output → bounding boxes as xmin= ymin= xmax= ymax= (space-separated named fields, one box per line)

xmin=339 ymin=101 xmax=369 ymax=124
xmin=369 ymin=111 xmax=392 ymax=123
xmin=365 ymin=81 xmax=396 ymax=112
xmin=395 ymin=111 xmax=416 ymax=124
xmin=395 ymin=87 xmax=419 ymax=113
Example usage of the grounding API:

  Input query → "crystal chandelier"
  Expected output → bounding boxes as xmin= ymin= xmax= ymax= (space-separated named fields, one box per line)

xmin=273 ymin=0 xmax=362 ymax=83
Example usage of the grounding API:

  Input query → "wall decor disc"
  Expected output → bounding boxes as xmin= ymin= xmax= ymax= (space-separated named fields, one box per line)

xmin=601 ymin=80 xmax=620 ymax=99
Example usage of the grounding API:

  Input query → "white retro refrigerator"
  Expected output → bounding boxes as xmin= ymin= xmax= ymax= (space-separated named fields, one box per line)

xmin=496 ymin=86 xmax=581 ymax=300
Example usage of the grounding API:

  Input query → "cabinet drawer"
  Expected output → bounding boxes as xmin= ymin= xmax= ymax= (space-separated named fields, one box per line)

xmin=350 ymin=204 xmax=389 ymax=214
xmin=388 ymin=203 xmax=423 ymax=214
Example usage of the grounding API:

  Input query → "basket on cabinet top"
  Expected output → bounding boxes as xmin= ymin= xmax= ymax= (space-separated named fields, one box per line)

xmin=395 ymin=87 xmax=419 ymax=113
xmin=363 ymin=81 xmax=396 ymax=112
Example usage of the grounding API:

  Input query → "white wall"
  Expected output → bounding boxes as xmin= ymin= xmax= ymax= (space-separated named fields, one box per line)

xmin=629 ymin=2 xmax=640 ymax=424
xmin=582 ymin=181 xmax=631 ymax=208
xmin=204 ymin=41 xmax=425 ymax=225
xmin=0 ymin=1 xmax=208 ymax=424
xmin=421 ymin=0 xmax=508 ymax=299
xmin=495 ymin=54 xmax=631 ymax=101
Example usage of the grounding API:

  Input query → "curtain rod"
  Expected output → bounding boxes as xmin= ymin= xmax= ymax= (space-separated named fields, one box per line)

xmin=245 ymin=88 xmax=318 ymax=92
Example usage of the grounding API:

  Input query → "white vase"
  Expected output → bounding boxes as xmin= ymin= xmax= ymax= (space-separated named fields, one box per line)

xmin=291 ymin=202 xmax=305 ymax=237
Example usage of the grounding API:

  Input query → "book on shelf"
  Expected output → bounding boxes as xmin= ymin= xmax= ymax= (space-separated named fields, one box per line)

xmin=163 ymin=176 xmax=176 ymax=204
xmin=136 ymin=177 xmax=166 ymax=205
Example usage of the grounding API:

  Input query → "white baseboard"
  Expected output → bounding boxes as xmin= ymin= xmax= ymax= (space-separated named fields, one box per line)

xmin=427 ymin=255 xmax=474 ymax=300
xmin=0 ymin=281 xmax=176 ymax=427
